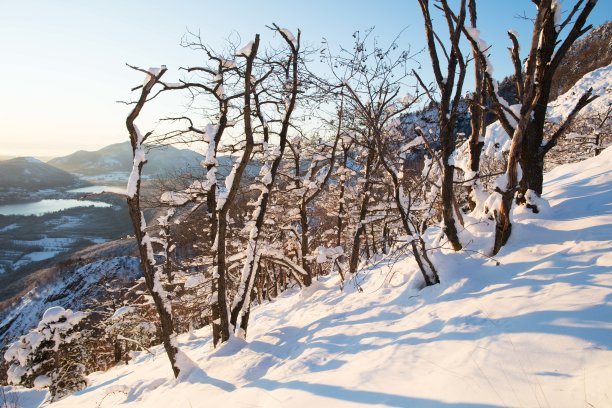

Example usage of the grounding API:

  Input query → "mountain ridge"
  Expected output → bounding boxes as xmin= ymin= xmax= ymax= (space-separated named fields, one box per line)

xmin=48 ymin=141 xmax=205 ymax=179
xmin=0 ymin=157 xmax=84 ymax=191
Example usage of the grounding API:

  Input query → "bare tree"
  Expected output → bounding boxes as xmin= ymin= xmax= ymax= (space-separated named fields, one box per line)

xmin=518 ymin=0 xmax=599 ymax=201
xmin=465 ymin=0 xmax=487 ymax=210
xmin=230 ymin=25 xmax=305 ymax=336
xmin=320 ymin=28 xmax=440 ymax=285
xmin=416 ymin=0 xmax=468 ymax=251
xmin=280 ymin=102 xmax=343 ymax=286
xmin=460 ymin=0 xmax=599 ymax=254
xmin=123 ymin=65 xmax=184 ymax=377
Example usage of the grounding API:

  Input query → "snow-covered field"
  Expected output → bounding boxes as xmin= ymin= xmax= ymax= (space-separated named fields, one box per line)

xmin=5 ymin=148 xmax=612 ymax=407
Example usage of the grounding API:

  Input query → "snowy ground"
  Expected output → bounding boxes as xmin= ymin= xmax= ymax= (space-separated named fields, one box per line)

xmin=5 ymin=148 xmax=612 ymax=407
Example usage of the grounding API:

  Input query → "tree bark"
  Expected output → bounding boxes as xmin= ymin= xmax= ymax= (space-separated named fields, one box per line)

xmin=349 ymin=148 xmax=376 ymax=274
xmin=299 ymin=202 xmax=313 ymax=286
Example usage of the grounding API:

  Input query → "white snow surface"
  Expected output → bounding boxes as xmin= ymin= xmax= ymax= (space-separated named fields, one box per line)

xmin=280 ymin=28 xmax=297 ymax=45
xmin=8 ymin=148 xmax=612 ymax=407
xmin=33 ymin=375 xmax=52 ymax=390
xmin=39 ymin=307 xmax=69 ymax=324
xmin=547 ymin=63 xmax=612 ymax=124
xmin=126 ymin=136 xmax=146 ymax=198
xmin=160 ymin=191 xmax=190 ymax=206
xmin=237 ymin=41 xmax=255 ymax=58
xmin=111 ymin=306 xmax=135 ymax=320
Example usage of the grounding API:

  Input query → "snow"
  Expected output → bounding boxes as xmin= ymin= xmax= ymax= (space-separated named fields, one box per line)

xmin=217 ymin=158 xmax=241 ymax=210
xmin=215 ymin=84 xmax=225 ymax=98
xmin=0 ymin=223 xmax=18 ymax=232
xmin=40 ymin=306 xmax=68 ymax=324
xmin=147 ymin=67 xmax=162 ymax=77
xmin=547 ymin=63 xmax=612 ymax=124
xmin=7 ymin=147 xmax=609 ymax=407
xmin=111 ymin=306 xmax=135 ymax=320
xmin=4 ymin=306 xmax=86 ymax=386
xmin=18 ymin=251 xmax=61 ymax=263
xmin=0 ymin=386 xmax=46 ymax=407
xmin=22 ymin=157 xmax=42 ymax=164
xmin=315 ymin=246 xmax=344 ymax=264
xmin=143 ymin=67 xmax=165 ymax=86
xmin=0 ymin=256 xmax=142 ymax=348
xmin=160 ymin=191 xmax=190 ymax=206
xmin=237 ymin=41 xmax=255 ymax=58
xmin=184 ymin=274 xmax=206 ymax=289
xmin=126 ymin=131 xmax=146 ymax=198
xmin=161 ymin=82 xmax=183 ymax=88
xmin=465 ymin=26 xmax=494 ymax=74
xmin=221 ymin=59 xmax=236 ymax=69
xmin=38 ymin=306 xmax=86 ymax=328
xmin=174 ymin=349 xmax=200 ymax=381
xmin=552 ymin=0 xmax=562 ymax=32
xmin=33 ymin=375 xmax=52 ymax=390
xmin=279 ymin=28 xmax=297 ymax=45
xmin=483 ymin=118 xmax=512 ymax=159
xmin=0 ymin=199 xmax=111 ymax=217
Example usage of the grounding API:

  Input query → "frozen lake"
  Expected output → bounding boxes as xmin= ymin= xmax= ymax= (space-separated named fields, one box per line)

xmin=0 ymin=199 xmax=112 ymax=216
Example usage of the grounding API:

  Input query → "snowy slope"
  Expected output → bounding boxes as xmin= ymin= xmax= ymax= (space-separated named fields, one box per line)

xmin=6 ymin=148 xmax=612 ymax=407
xmin=0 ymin=254 xmax=141 ymax=348
xmin=548 ymin=63 xmax=612 ymax=124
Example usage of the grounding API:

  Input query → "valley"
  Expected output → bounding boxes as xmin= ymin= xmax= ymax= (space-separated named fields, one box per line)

xmin=0 ymin=142 xmax=205 ymax=303
xmin=0 ymin=195 xmax=133 ymax=300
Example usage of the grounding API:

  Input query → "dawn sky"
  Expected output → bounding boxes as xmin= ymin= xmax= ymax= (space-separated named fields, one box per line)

xmin=1 ymin=0 xmax=610 ymax=158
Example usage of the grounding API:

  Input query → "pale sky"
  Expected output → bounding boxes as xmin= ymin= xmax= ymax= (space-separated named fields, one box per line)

xmin=0 ymin=1 xmax=609 ymax=158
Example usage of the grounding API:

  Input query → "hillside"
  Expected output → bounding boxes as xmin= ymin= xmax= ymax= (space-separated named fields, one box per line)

xmin=551 ymin=20 xmax=612 ymax=100
xmin=0 ymin=157 xmax=83 ymax=190
xmin=48 ymin=142 xmax=205 ymax=179
xmin=0 ymin=214 xmax=136 ymax=305
xmin=7 ymin=146 xmax=610 ymax=407
xmin=0 ymin=239 xmax=140 ymax=349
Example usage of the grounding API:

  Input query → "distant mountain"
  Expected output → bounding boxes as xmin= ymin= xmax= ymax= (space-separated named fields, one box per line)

xmin=49 ymin=141 xmax=204 ymax=178
xmin=0 ymin=157 xmax=83 ymax=190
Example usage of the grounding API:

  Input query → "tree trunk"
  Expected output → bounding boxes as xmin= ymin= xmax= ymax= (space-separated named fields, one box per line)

xmin=230 ymin=29 xmax=301 ymax=336
xmin=440 ymin=116 xmax=462 ymax=251
xmin=370 ymin=223 xmax=378 ymax=255
xmin=519 ymin=80 xmax=552 ymax=201
xmin=349 ymin=149 xmax=376 ymax=274
xmin=124 ymin=66 xmax=181 ymax=378
xmin=211 ymin=212 xmax=231 ymax=346
xmin=492 ymin=105 xmax=532 ymax=255
xmin=300 ymin=203 xmax=313 ymax=286
xmin=126 ymin=199 xmax=180 ymax=378
xmin=492 ymin=189 xmax=514 ymax=255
